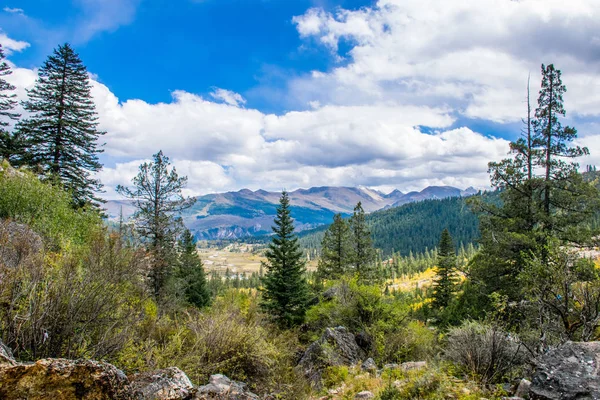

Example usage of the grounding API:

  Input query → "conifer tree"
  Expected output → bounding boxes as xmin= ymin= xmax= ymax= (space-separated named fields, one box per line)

xmin=0 ymin=44 xmax=21 ymax=162
xmin=317 ymin=213 xmax=352 ymax=280
xmin=178 ymin=229 xmax=210 ymax=308
xmin=117 ymin=150 xmax=196 ymax=298
xmin=349 ymin=202 xmax=377 ymax=282
xmin=261 ymin=191 xmax=310 ymax=328
xmin=16 ymin=43 xmax=105 ymax=207
xmin=432 ymin=229 xmax=457 ymax=309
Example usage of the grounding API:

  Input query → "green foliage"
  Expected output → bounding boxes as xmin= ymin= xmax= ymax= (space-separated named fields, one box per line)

xmin=177 ymin=229 xmax=210 ymax=308
xmin=16 ymin=43 xmax=105 ymax=207
xmin=300 ymin=196 xmax=482 ymax=258
xmin=0 ymin=162 xmax=101 ymax=248
xmin=261 ymin=191 xmax=310 ymax=328
xmin=444 ymin=321 xmax=525 ymax=384
xmin=322 ymin=365 xmax=350 ymax=388
xmin=431 ymin=229 xmax=459 ymax=312
xmin=117 ymin=150 xmax=196 ymax=298
xmin=0 ymin=44 xmax=20 ymax=163
xmin=349 ymin=202 xmax=377 ymax=282
xmin=317 ymin=213 xmax=353 ymax=280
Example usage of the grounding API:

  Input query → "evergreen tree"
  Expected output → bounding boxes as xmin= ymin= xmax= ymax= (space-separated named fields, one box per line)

xmin=117 ymin=150 xmax=196 ymax=298
xmin=349 ymin=202 xmax=376 ymax=282
xmin=178 ymin=229 xmax=210 ymax=308
xmin=16 ymin=43 xmax=105 ymax=207
xmin=468 ymin=65 xmax=599 ymax=315
xmin=261 ymin=191 xmax=310 ymax=328
xmin=431 ymin=229 xmax=458 ymax=309
xmin=0 ymin=44 xmax=20 ymax=162
xmin=317 ymin=213 xmax=352 ymax=280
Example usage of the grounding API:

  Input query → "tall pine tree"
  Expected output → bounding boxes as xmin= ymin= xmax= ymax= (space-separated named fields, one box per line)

xmin=261 ymin=191 xmax=310 ymax=328
xmin=349 ymin=202 xmax=377 ymax=282
xmin=16 ymin=43 xmax=105 ymax=207
xmin=0 ymin=44 xmax=20 ymax=162
xmin=117 ymin=151 xmax=196 ymax=298
xmin=432 ymin=229 xmax=457 ymax=309
xmin=178 ymin=229 xmax=210 ymax=308
xmin=317 ymin=213 xmax=352 ymax=280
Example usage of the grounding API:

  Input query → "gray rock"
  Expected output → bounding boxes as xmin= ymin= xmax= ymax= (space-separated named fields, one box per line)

xmin=0 ymin=220 xmax=43 ymax=269
xmin=383 ymin=363 xmax=399 ymax=370
xmin=514 ymin=379 xmax=531 ymax=399
xmin=130 ymin=367 xmax=194 ymax=400
xmin=361 ymin=358 xmax=377 ymax=372
xmin=400 ymin=361 xmax=427 ymax=372
xmin=530 ymin=341 xmax=600 ymax=400
xmin=0 ymin=339 xmax=15 ymax=366
xmin=196 ymin=374 xmax=258 ymax=400
xmin=298 ymin=327 xmax=365 ymax=388
xmin=354 ymin=391 xmax=374 ymax=399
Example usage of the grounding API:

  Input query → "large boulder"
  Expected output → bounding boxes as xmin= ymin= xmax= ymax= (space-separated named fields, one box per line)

xmin=529 ymin=341 xmax=600 ymax=400
xmin=0 ymin=220 xmax=43 ymax=268
xmin=298 ymin=326 xmax=365 ymax=387
xmin=195 ymin=374 xmax=258 ymax=399
xmin=0 ymin=358 xmax=138 ymax=399
xmin=130 ymin=367 xmax=194 ymax=400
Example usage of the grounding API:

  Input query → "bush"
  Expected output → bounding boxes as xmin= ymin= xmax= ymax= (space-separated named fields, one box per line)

xmin=374 ymin=320 xmax=437 ymax=364
xmin=444 ymin=321 xmax=525 ymax=383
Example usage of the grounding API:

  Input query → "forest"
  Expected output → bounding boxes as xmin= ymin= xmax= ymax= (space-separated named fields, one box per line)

xmin=1 ymin=42 xmax=600 ymax=400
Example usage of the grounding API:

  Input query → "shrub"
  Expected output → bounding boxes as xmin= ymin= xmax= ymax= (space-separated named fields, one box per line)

xmin=374 ymin=320 xmax=437 ymax=364
xmin=444 ymin=321 xmax=525 ymax=383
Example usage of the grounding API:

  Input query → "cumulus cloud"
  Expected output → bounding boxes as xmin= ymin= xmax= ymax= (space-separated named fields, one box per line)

xmin=4 ymin=0 xmax=600 ymax=198
xmin=291 ymin=0 xmax=600 ymax=123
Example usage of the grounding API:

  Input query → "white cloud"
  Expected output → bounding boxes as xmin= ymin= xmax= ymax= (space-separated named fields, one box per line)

xmin=3 ymin=7 xmax=24 ymax=15
xmin=73 ymin=0 xmax=141 ymax=42
xmin=5 ymin=0 xmax=600 ymax=199
xmin=291 ymin=0 xmax=600 ymax=123
xmin=0 ymin=32 xmax=29 ymax=54
xmin=210 ymin=88 xmax=247 ymax=107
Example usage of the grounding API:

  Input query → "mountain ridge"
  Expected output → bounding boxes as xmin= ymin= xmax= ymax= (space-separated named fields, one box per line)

xmin=104 ymin=185 xmax=480 ymax=240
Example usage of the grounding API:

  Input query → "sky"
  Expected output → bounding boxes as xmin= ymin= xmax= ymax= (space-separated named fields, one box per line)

xmin=1 ymin=0 xmax=600 ymax=198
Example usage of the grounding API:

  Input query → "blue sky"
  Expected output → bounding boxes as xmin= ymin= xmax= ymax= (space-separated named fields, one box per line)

xmin=2 ymin=0 xmax=600 ymax=197
xmin=4 ymin=0 xmax=373 ymax=113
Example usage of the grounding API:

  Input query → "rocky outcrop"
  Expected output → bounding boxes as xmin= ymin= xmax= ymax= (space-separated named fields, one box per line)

xmin=529 ymin=341 xmax=600 ymax=400
xmin=0 ymin=358 xmax=138 ymax=399
xmin=130 ymin=367 xmax=194 ymax=400
xmin=196 ymin=374 xmax=259 ymax=399
xmin=354 ymin=391 xmax=374 ymax=399
xmin=0 ymin=219 xmax=43 ymax=268
xmin=298 ymin=327 xmax=365 ymax=387
xmin=0 ymin=338 xmax=256 ymax=400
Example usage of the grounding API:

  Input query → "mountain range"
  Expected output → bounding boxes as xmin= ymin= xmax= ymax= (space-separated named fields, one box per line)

xmin=104 ymin=185 xmax=478 ymax=240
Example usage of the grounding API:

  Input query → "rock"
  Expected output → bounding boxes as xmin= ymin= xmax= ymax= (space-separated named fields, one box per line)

xmin=514 ymin=379 xmax=531 ymax=399
xmin=0 ymin=339 xmax=15 ymax=366
xmin=298 ymin=327 xmax=365 ymax=387
xmin=0 ymin=220 xmax=43 ymax=269
xmin=196 ymin=374 xmax=258 ymax=400
xmin=383 ymin=363 xmax=399 ymax=370
xmin=530 ymin=341 xmax=600 ymax=400
xmin=322 ymin=286 xmax=339 ymax=301
xmin=354 ymin=391 xmax=374 ymax=399
xmin=130 ymin=367 xmax=194 ymax=400
xmin=400 ymin=361 xmax=427 ymax=372
xmin=361 ymin=358 xmax=377 ymax=372
xmin=0 ymin=358 xmax=138 ymax=399
xmin=355 ymin=331 xmax=374 ymax=352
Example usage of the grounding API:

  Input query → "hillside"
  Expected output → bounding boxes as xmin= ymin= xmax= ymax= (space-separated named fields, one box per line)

xmin=104 ymin=185 xmax=477 ymax=240
xmin=299 ymin=194 xmax=484 ymax=256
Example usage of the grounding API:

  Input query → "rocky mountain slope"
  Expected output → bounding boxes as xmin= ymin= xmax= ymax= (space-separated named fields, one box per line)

xmin=104 ymin=185 xmax=477 ymax=240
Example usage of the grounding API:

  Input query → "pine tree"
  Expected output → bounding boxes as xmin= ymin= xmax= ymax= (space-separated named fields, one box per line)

xmin=432 ymin=229 xmax=457 ymax=309
xmin=261 ymin=191 xmax=310 ymax=328
xmin=0 ymin=44 xmax=21 ymax=162
xmin=16 ymin=43 xmax=105 ymax=207
xmin=178 ymin=229 xmax=210 ymax=308
xmin=349 ymin=202 xmax=377 ymax=282
xmin=117 ymin=150 xmax=196 ymax=298
xmin=317 ymin=213 xmax=352 ymax=280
